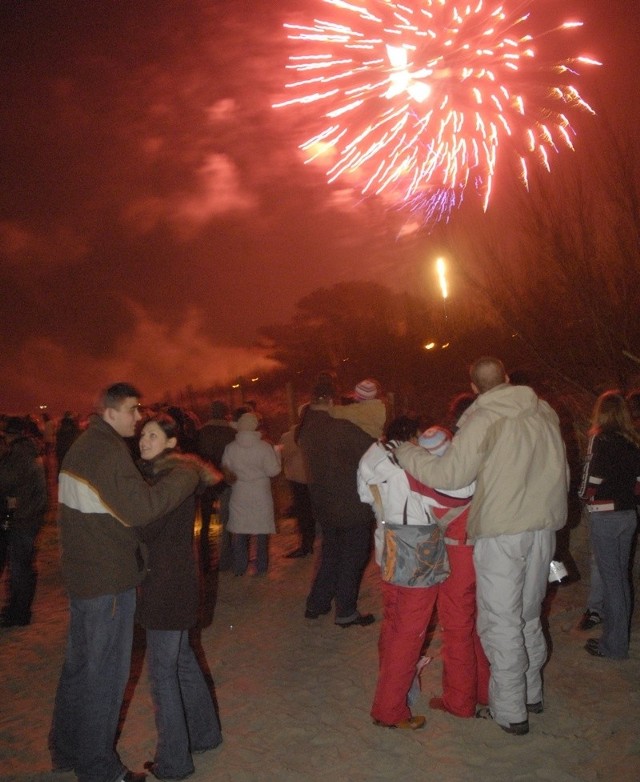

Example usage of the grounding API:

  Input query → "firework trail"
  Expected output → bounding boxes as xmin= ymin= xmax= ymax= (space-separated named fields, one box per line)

xmin=274 ymin=0 xmax=600 ymax=221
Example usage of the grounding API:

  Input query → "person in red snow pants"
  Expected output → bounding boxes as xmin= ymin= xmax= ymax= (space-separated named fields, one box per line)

xmin=370 ymin=581 xmax=439 ymax=725
xmin=434 ymin=507 xmax=489 ymax=717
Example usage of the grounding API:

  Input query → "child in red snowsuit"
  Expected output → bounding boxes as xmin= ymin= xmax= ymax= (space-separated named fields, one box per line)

xmin=409 ymin=427 xmax=489 ymax=718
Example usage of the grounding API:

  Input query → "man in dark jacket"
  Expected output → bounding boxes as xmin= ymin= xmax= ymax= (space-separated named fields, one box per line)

xmin=55 ymin=411 xmax=81 ymax=474
xmin=298 ymin=381 xmax=376 ymax=627
xmin=0 ymin=416 xmax=47 ymax=627
xmin=196 ymin=400 xmax=235 ymax=571
xmin=49 ymin=383 xmax=204 ymax=782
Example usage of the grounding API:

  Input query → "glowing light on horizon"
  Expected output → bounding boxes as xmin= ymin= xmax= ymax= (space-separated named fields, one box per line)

xmin=274 ymin=0 xmax=600 ymax=222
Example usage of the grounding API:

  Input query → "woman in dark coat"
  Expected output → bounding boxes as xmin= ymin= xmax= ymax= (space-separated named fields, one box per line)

xmin=579 ymin=392 xmax=640 ymax=660
xmin=137 ymin=413 xmax=222 ymax=780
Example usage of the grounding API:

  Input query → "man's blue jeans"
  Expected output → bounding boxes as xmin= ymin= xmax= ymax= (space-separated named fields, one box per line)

xmin=49 ymin=589 xmax=136 ymax=782
xmin=146 ymin=629 xmax=222 ymax=778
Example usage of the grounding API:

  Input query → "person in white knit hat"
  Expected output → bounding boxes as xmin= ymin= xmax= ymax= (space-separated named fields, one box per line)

xmin=411 ymin=425 xmax=489 ymax=720
xmin=330 ymin=377 xmax=387 ymax=439
xmin=222 ymin=413 xmax=281 ymax=576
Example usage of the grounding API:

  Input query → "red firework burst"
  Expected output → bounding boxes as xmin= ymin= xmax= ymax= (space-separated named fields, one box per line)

xmin=274 ymin=0 xmax=600 ymax=221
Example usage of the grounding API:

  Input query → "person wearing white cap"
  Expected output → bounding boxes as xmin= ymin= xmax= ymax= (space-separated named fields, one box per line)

xmin=395 ymin=357 xmax=569 ymax=736
xmin=410 ymin=426 xmax=489 ymax=720
xmin=222 ymin=413 xmax=281 ymax=576
xmin=357 ymin=415 xmax=431 ymax=730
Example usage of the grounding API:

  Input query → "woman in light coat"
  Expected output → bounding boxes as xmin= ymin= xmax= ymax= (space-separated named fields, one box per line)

xmin=222 ymin=412 xmax=281 ymax=576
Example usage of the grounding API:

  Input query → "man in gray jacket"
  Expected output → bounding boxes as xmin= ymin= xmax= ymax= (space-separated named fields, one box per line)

xmin=395 ymin=357 xmax=568 ymax=735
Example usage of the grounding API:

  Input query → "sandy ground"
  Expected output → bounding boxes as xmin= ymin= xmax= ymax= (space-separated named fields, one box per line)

xmin=1 ymin=510 xmax=639 ymax=782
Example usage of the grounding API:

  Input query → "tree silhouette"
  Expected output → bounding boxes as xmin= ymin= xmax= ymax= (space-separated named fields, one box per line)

xmin=257 ymin=280 xmax=525 ymax=419
xmin=259 ymin=281 xmax=439 ymax=390
xmin=432 ymin=121 xmax=640 ymax=396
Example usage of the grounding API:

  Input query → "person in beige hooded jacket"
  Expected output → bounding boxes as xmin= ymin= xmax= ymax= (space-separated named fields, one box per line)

xmin=395 ymin=357 xmax=568 ymax=736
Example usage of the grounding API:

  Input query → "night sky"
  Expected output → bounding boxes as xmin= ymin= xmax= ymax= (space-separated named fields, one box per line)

xmin=1 ymin=0 xmax=637 ymax=414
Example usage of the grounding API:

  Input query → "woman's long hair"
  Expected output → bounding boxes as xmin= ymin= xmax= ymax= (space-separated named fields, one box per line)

xmin=589 ymin=391 xmax=640 ymax=446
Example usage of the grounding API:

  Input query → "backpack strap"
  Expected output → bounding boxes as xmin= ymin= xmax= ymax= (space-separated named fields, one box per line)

xmin=369 ymin=483 xmax=384 ymax=522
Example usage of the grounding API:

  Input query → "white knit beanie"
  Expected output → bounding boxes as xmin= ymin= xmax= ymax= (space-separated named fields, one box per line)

xmin=418 ymin=426 xmax=451 ymax=456
xmin=236 ymin=412 xmax=259 ymax=432
xmin=354 ymin=378 xmax=379 ymax=401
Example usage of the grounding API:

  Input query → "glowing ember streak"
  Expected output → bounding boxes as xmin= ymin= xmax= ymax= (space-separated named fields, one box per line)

xmin=436 ymin=257 xmax=448 ymax=299
xmin=274 ymin=0 xmax=600 ymax=221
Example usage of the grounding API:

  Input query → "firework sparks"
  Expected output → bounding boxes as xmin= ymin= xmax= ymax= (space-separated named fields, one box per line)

xmin=274 ymin=0 xmax=600 ymax=220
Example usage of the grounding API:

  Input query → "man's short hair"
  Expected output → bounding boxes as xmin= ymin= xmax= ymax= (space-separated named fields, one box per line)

xmin=469 ymin=357 xmax=507 ymax=394
xmin=99 ymin=382 xmax=142 ymax=412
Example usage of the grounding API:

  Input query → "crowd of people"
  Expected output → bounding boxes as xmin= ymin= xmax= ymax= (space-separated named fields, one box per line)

xmin=1 ymin=360 xmax=639 ymax=782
